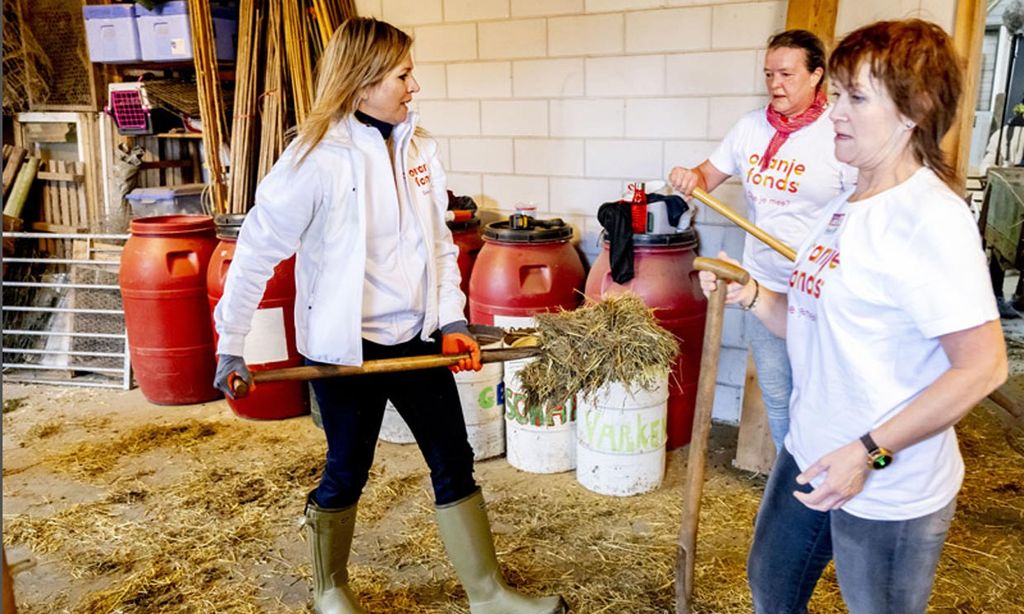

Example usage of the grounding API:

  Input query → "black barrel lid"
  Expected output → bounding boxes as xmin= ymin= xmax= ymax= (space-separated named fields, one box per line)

xmin=214 ymin=213 xmax=246 ymax=240
xmin=483 ymin=216 xmax=573 ymax=243
xmin=602 ymin=228 xmax=699 ymax=247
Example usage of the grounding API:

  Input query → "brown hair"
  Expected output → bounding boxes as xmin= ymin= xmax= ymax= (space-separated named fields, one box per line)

xmin=767 ymin=29 xmax=827 ymax=91
xmin=293 ymin=18 xmax=413 ymax=163
xmin=829 ymin=19 xmax=962 ymax=188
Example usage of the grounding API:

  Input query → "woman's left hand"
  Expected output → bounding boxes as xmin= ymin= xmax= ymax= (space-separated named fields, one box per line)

xmin=793 ymin=440 xmax=872 ymax=511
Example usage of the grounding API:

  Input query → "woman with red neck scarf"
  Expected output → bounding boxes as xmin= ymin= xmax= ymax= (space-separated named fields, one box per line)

xmin=669 ymin=29 xmax=855 ymax=452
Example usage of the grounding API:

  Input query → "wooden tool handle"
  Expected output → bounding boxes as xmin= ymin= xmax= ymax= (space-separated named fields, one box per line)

xmin=693 ymin=257 xmax=750 ymax=285
xmin=229 ymin=346 xmax=541 ymax=399
xmin=690 ymin=187 xmax=797 ymax=262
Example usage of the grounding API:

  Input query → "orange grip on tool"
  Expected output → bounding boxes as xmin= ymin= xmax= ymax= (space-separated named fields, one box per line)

xmin=228 ymin=372 xmax=253 ymax=399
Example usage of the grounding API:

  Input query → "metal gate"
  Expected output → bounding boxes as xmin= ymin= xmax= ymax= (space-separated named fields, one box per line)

xmin=2 ymin=231 xmax=131 ymax=389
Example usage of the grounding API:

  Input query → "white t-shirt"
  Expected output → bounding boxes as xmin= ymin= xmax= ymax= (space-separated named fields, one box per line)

xmin=709 ymin=109 xmax=854 ymax=292
xmin=784 ymin=167 xmax=998 ymax=521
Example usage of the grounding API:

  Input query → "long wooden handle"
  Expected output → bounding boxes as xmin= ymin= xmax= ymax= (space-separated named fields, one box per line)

xmin=693 ymin=257 xmax=750 ymax=286
xmin=229 ymin=347 xmax=541 ymax=399
xmin=676 ymin=278 xmax=730 ymax=614
xmin=691 ymin=187 xmax=797 ymax=262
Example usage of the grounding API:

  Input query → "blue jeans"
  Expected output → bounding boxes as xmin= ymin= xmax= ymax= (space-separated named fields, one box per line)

xmin=748 ymin=449 xmax=956 ymax=614
xmin=309 ymin=334 xmax=477 ymax=509
xmin=746 ymin=311 xmax=792 ymax=451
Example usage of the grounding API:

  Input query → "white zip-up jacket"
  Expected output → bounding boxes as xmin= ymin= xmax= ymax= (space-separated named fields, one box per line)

xmin=214 ymin=112 xmax=465 ymax=365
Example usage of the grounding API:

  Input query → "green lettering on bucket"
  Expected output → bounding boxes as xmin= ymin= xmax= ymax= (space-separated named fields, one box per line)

xmin=478 ymin=386 xmax=495 ymax=410
xmin=504 ymin=388 xmax=576 ymax=426
xmin=581 ymin=407 xmax=667 ymax=454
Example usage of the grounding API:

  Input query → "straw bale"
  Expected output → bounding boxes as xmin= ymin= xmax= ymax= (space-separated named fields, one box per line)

xmin=519 ymin=293 xmax=680 ymax=409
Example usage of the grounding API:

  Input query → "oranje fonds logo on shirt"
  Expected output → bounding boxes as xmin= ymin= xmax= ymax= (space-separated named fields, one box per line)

xmin=407 ymin=163 xmax=431 ymax=187
xmin=746 ymin=154 xmax=805 ymax=194
xmin=790 ymin=244 xmax=840 ymax=299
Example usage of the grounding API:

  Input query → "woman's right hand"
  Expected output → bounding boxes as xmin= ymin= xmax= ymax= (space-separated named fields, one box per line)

xmin=669 ymin=166 xmax=702 ymax=198
xmin=698 ymin=251 xmax=759 ymax=306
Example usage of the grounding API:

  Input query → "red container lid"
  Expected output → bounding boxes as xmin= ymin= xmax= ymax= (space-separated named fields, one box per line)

xmin=130 ymin=214 xmax=215 ymax=236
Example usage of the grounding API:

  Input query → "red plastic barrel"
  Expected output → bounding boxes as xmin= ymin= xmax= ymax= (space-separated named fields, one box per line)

xmin=585 ymin=231 xmax=707 ymax=449
xmin=207 ymin=215 xmax=309 ymax=420
xmin=469 ymin=216 xmax=585 ymax=325
xmin=449 ymin=217 xmax=483 ymax=317
xmin=120 ymin=215 xmax=220 ymax=405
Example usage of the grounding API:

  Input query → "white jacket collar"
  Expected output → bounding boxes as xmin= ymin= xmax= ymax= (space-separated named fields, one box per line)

xmin=321 ymin=111 xmax=419 ymax=148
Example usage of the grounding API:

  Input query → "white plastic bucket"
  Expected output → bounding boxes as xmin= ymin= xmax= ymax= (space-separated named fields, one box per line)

xmin=504 ymin=357 xmax=577 ymax=473
xmin=576 ymin=374 xmax=669 ymax=496
xmin=455 ymin=342 xmax=505 ymax=460
xmin=379 ymin=343 xmax=505 ymax=459
xmin=380 ymin=400 xmax=416 ymax=444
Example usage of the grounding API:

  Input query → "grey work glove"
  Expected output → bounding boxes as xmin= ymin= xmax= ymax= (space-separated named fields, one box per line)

xmin=213 ymin=354 xmax=251 ymax=400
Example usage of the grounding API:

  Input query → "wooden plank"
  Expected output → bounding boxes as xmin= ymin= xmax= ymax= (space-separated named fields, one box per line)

xmin=2 ymin=146 xmax=27 ymax=197
xmin=66 ymin=161 xmax=80 ymax=228
xmin=81 ymin=113 xmax=103 ymax=231
xmin=36 ymin=171 xmax=85 ymax=182
xmin=941 ymin=0 xmax=985 ymax=192
xmin=30 ymin=221 xmax=87 ymax=234
xmin=784 ymin=0 xmax=839 ymax=50
xmin=57 ymin=160 xmax=73 ymax=227
xmin=75 ymin=162 xmax=88 ymax=226
xmin=732 ymin=351 xmax=777 ymax=474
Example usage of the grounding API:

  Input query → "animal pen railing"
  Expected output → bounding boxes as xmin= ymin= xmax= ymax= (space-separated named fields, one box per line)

xmin=2 ymin=231 xmax=131 ymax=389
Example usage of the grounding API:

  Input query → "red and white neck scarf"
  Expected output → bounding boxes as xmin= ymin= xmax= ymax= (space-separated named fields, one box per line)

xmin=760 ymin=89 xmax=827 ymax=171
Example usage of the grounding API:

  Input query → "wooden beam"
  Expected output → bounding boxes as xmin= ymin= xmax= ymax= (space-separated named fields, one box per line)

xmin=733 ymin=352 xmax=777 ymax=474
xmin=785 ymin=0 xmax=839 ymax=49
xmin=943 ymin=0 xmax=986 ymax=190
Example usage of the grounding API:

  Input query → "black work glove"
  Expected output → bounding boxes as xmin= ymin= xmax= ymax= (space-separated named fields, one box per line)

xmin=213 ymin=354 xmax=251 ymax=400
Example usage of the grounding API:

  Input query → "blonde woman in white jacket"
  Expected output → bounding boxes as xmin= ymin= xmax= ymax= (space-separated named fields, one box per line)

xmin=212 ymin=18 xmax=565 ymax=614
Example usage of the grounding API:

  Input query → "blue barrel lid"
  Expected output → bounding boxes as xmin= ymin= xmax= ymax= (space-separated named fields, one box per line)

xmin=83 ymin=4 xmax=135 ymax=19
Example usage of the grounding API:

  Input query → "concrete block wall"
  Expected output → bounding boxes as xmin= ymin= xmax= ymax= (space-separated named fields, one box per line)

xmin=352 ymin=0 xmax=956 ymax=424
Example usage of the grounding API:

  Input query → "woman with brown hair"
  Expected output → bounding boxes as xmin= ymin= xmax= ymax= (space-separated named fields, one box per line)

xmin=212 ymin=17 xmax=564 ymax=614
xmin=700 ymin=19 xmax=1006 ymax=613
xmin=670 ymin=29 xmax=856 ymax=452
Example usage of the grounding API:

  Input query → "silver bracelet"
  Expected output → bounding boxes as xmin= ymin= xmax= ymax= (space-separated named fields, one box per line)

xmin=741 ymin=279 xmax=760 ymax=311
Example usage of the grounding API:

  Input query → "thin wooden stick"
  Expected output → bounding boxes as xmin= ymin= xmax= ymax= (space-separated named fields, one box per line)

xmin=691 ymin=187 xmax=797 ymax=262
xmin=188 ymin=0 xmax=230 ymax=214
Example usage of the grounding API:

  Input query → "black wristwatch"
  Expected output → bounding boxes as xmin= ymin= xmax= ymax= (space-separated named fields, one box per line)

xmin=860 ymin=433 xmax=893 ymax=470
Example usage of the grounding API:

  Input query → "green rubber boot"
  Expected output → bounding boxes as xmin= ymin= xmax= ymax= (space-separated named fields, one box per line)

xmin=303 ymin=493 xmax=368 ymax=614
xmin=436 ymin=489 xmax=567 ymax=614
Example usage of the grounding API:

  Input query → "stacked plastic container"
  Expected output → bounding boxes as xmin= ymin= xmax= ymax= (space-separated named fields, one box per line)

xmin=83 ymin=1 xmax=238 ymax=64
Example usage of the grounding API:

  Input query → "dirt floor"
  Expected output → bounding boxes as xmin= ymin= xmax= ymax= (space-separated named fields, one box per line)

xmin=4 ymin=279 xmax=1024 ymax=613
xmin=2 ymin=374 xmax=1022 ymax=613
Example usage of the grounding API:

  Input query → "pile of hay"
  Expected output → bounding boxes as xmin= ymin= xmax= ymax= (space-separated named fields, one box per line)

xmin=518 ymin=293 xmax=679 ymax=408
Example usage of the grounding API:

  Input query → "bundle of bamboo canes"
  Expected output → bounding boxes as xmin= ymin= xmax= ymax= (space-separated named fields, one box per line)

xmin=187 ymin=0 xmax=229 ymax=214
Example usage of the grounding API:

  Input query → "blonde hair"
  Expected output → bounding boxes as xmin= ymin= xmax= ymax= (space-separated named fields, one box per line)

xmin=294 ymin=18 xmax=413 ymax=163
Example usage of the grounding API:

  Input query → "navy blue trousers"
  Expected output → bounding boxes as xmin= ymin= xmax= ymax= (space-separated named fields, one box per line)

xmin=309 ymin=334 xmax=477 ymax=509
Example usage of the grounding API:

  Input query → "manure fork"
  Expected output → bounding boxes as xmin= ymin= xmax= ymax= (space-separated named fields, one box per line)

xmin=676 ymin=257 xmax=750 ymax=614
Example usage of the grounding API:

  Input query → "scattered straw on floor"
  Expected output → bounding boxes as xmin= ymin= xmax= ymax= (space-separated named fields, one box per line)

xmin=3 ymin=390 xmax=1022 ymax=613
xmin=519 ymin=293 xmax=680 ymax=409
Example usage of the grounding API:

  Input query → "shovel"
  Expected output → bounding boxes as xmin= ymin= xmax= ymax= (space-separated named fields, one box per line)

xmin=676 ymin=256 xmax=750 ymax=614
xmin=229 ymin=346 xmax=541 ymax=399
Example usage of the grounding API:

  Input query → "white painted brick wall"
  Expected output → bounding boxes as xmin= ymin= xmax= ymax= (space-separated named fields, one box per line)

xmin=445 ymin=0 xmax=509 ymax=23
xmin=586 ymin=56 xmax=665 ymax=97
xmin=482 ymin=174 xmax=550 ymax=210
xmin=414 ymin=24 xmax=477 ymax=62
xmin=450 ymin=138 xmax=514 ymax=173
xmin=666 ymin=51 xmax=760 ymax=96
xmin=512 ymin=0 xmax=583 ymax=18
xmin=479 ymin=19 xmax=547 ymax=59
xmin=550 ymin=99 xmax=624 ymax=138
xmin=585 ymin=140 xmax=662 ymax=179
xmin=515 ymin=139 xmax=584 ymax=176
xmin=626 ymin=98 xmax=707 ymax=139
xmin=548 ymin=14 xmax=624 ymax=57
xmin=388 ymin=0 xmax=811 ymax=424
xmin=355 ymin=0 xmax=383 ymax=19
xmin=711 ymin=3 xmax=785 ymax=50
xmin=482 ymin=100 xmax=549 ymax=136
xmin=513 ymin=59 xmax=584 ymax=97
xmin=447 ymin=62 xmax=512 ymax=98
xmin=625 ymin=8 xmax=712 ymax=54
xmin=417 ymin=101 xmax=480 ymax=135
xmin=383 ymin=0 xmax=442 ymax=26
